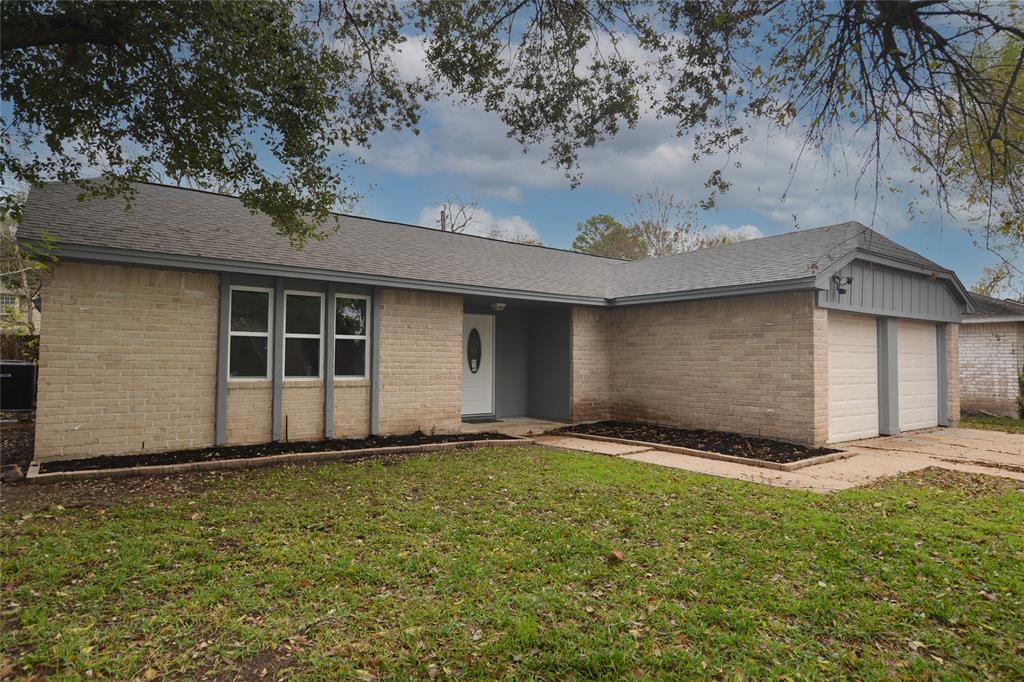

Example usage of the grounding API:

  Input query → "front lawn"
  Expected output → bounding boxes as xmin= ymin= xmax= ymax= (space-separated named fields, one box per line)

xmin=961 ymin=412 xmax=1024 ymax=434
xmin=3 ymin=447 xmax=1023 ymax=680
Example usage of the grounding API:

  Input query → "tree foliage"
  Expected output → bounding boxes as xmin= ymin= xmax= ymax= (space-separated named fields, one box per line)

xmin=0 ymin=215 xmax=57 ymax=336
xmin=572 ymin=189 xmax=754 ymax=260
xmin=571 ymin=214 xmax=647 ymax=260
xmin=971 ymin=262 xmax=1023 ymax=301
xmin=3 ymin=1 xmax=1021 ymax=254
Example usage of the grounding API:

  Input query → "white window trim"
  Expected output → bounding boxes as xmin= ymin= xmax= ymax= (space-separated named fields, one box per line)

xmin=334 ymin=293 xmax=370 ymax=380
xmin=283 ymin=290 xmax=324 ymax=380
xmin=228 ymin=285 xmax=273 ymax=382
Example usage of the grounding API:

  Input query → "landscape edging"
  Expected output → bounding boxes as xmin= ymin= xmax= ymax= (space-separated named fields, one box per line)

xmin=25 ymin=438 xmax=533 ymax=483
xmin=560 ymin=432 xmax=854 ymax=471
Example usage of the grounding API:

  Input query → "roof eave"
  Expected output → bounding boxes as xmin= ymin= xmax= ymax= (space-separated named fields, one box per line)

xmin=607 ymin=276 xmax=820 ymax=306
xmin=962 ymin=315 xmax=1024 ymax=323
xmin=34 ymin=241 xmax=610 ymax=306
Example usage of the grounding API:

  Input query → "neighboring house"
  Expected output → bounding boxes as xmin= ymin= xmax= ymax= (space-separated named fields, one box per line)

xmin=959 ymin=293 xmax=1024 ymax=417
xmin=0 ymin=285 xmax=42 ymax=334
xmin=19 ymin=182 xmax=973 ymax=463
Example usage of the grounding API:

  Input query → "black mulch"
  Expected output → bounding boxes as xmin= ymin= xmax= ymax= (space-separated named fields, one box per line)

xmin=558 ymin=421 xmax=840 ymax=464
xmin=39 ymin=431 xmax=516 ymax=474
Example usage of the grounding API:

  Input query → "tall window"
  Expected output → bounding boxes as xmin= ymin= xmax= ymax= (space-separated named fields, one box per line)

xmin=335 ymin=295 xmax=369 ymax=378
xmin=284 ymin=292 xmax=323 ymax=378
xmin=229 ymin=287 xmax=271 ymax=379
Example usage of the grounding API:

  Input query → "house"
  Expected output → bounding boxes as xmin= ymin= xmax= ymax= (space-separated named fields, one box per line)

xmin=0 ymin=284 xmax=42 ymax=334
xmin=959 ymin=293 xmax=1024 ymax=417
xmin=18 ymin=182 xmax=974 ymax=463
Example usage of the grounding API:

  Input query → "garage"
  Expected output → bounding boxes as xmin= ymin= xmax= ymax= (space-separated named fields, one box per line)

xmin=897 ymin=320 xmax=939 ymax=430
xmin=827 ymin=312 xmax=879 ymax=443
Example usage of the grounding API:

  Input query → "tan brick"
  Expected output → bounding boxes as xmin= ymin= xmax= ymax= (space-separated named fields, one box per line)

xmin=376 ymin=288 xmax=462 ymax=435
xmin=570 ymin=292 xmax=826 ymax=446
xmin=35 ymin=262 xmax=219 ymax=460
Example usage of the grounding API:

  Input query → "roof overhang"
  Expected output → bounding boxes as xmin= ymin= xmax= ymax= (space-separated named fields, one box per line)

xmin=606 ymin=276 xmax=819 ymax=306
xmin=33 ymin=241 xmax=830 ymax=309
xmin=39 ymin=242 xmax=610 ymax=306
xmin=962 ymin=315 xmax=1024 ymax=323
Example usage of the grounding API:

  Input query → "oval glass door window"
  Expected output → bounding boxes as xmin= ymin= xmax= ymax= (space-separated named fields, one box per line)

xmin=467 ymin=328 xmax=481 ymax=373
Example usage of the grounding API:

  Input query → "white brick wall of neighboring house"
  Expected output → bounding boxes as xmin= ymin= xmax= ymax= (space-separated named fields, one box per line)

xmin=958 ymin=321 xmax=1024 ymax=417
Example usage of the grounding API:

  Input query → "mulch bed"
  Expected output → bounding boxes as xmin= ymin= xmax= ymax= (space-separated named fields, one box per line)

xmin=38 ymin=431 xmax=516 ymax=474
xmin=558 ymin=421 xmax=840 ymax=464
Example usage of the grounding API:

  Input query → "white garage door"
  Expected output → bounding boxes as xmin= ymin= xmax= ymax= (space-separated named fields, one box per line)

xmin=898 ymin=320 xmax=938 ymax=431
xmin=828 ymin=313 xmax=879 ymax=443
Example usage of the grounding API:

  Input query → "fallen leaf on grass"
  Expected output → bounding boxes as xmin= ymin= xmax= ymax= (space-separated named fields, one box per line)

xmin=607 ymin=551 xmax=624 ymax=562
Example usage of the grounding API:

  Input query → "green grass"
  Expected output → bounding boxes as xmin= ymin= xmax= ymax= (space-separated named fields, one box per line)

xmin=961 ymin=412 xmax=1024 ymax=434
xmin=2 ymin=447 xmax=1023 ymax=680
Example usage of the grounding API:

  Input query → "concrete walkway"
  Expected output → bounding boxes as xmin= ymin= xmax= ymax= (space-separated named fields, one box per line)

xmin=534 ymin=428 xmax=1024 ymax=494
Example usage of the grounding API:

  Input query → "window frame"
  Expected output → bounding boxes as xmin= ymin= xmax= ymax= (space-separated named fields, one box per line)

xmin=283 ymin=290 xmax=325 ymax=380
xmin=227 ymin=285 xmax=273 ymax=382
xmin=334 ymin=293 xmax=371 ymax=380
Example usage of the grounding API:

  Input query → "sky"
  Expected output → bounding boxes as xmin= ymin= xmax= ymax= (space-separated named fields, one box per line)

xmin=338 ymin=98 xmax=998 ymax=288
xmin=325 ymin=36 xmax=1004 ymax=289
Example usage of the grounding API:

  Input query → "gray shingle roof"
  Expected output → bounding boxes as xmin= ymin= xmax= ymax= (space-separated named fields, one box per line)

xmin=19 ymin=181 xmax=956 ymax=303
xmin=607 ymin=221 xmax=943 ymax=299
xmin=966 ymin=292 xmax=1024 ymax=319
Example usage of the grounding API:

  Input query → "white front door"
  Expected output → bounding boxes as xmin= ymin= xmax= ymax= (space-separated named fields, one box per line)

xmin=898 ymin=320 xmax=938 ymax=431
xmin=828 ymin=312 xmax=879 ymax=443
xmin=462 ymin=313 xmax=495 ymax=416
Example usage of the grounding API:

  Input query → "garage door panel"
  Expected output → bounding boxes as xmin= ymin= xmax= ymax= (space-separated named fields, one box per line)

xmin=828 ymin=313 xmax=878 ymax=443
xmin=898 ymin=321 xmax=938 ymax=431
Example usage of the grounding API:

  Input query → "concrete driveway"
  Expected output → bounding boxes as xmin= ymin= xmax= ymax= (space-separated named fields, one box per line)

xmin=535 ymin=428 xmax=1024 ymax=494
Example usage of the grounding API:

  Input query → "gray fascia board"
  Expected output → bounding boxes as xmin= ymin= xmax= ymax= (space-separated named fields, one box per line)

xmin=43 ymin=243 xmax=608 ymax=306
xmin=816 ymin=250 xmax=975 ymax=312
xmin=606 ymin=277 xmax=820 ymax=306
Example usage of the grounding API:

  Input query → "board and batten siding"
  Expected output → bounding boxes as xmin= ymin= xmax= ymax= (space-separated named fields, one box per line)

xmin=817 ymin=260 xmax=962 ymax=322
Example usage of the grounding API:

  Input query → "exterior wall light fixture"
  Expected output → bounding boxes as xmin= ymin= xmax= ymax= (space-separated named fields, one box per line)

xmin=832 ymin=275 xmax=853 ymax=295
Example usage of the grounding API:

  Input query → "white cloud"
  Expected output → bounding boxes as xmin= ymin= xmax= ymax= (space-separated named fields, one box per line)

xmin=706 ymin=223 xmax=764 ymax=241
xmin=355 ymin=35 xmax=969 ymax=241
xmin=417 ymin=204 xmax=541 ymax=242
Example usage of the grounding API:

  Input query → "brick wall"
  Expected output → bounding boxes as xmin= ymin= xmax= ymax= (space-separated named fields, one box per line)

xmin=571 ymin=291 xmax=825 ymax=446
xmin=35 ymin=262 xmax=218 ymax=460
xmin=377 ymin=288 xmax=463 ymax=435
xmin=958 ymin=321 xmax=1022 ymax=417
xmin=226 ymin=383 xmax=273 ymax=445
xmin=334 ymin=380 xmax=371 ymax=438
xmin=282 ymin=381 xmax=324 ymax=442
xmin=570 ymin=306 xmax=613 ymax=421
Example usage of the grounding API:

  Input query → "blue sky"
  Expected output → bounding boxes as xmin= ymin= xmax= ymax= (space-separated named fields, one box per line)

xmin=339 ymin=97 xmax=996 ymax=287
xmin=330 ymin=37 xmax=1000 ymax=288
